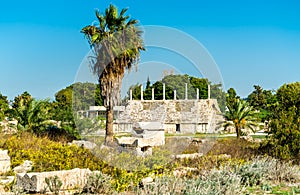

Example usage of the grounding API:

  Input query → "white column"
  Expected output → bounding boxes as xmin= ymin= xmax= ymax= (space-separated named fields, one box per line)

xmin=174 ymin=90 xmax=177 ymax=100
xmin=163 ymin=83 xmax=166 ymax=100
xmin=185 ymin=83 xmax=188 ymax=100
xmin=152 ymin=88 xmax=154 ymax=100
xmin=140 ymin=85 xmax=143 ymax=100
xmin=208 ymin=84 xmax=211 ymax=99
xmin=130 ymin=89 xmax=132 ymax=101
xmin=196 ymin=88 xmax=199 ymax=100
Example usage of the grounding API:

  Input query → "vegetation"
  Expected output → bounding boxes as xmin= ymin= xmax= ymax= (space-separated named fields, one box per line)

xmin=9 ymin=92 xmax=51 ymax=134
xmin=224 ymin=98 xmax=259 ymax=138
xmin=81 ymin=4 xmax=145 ymax=144
xmin=0 ymin=93 xmax=9 ymax=121
xmin=247 ymin=85 xmax=277 ymax=121
xmin=260 ymin=82 xmax=300 ymax=161
xmin=129 ymin=74 xmax=226 ymax=112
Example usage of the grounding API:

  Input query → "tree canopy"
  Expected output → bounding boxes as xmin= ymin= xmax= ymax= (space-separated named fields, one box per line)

xmin=128 ymin=74 xmax=226 ymax=111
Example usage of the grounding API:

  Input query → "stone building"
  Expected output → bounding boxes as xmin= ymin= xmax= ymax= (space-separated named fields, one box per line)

xmin=114 ymin=83 xmax=224 ymax=134
xmin=115 ymin=99 xmax=223 ymax=134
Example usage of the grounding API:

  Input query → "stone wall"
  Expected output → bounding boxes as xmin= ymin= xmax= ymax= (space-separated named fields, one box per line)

xmin=115 ymin=99 xmax=224 ymax=134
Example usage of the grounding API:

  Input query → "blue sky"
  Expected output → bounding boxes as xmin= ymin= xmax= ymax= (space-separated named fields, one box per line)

xmin=1 ymin=0 xmax=300 ymax=100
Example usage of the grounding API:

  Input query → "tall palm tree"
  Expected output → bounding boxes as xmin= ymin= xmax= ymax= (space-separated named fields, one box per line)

xmin=224 ymin=99 xmax=259 ymax=139
xmin=81 ymin=4 xmax=144 ymax=144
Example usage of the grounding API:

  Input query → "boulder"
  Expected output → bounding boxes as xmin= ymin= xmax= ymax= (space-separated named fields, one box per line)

xmin=69 ymin=140 xmax=97 ymax=150
xmin=16 ymin=168 xmax=91 ymax=193
xmin=13 ymin=160 xmax=33 ymax=174
xmin=240 ymin=135 xmax=254 ymax=142
xmin=173 ymin=153 xmax=203 ymax=160
xmin=0 ymin=150 xmax=10 ymax=174
xmin=141 ymin=177 xmax=153 ymax=186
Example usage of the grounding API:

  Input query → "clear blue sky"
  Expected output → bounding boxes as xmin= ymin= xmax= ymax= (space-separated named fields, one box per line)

xmin=1 ymin=0 xmax=300 ymax=100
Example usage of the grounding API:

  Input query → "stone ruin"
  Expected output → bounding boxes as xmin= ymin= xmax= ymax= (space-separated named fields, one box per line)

xmin=114 ymin=83 xmax=224 ymax=134
xmin=116 ymin=122 xmax=165 ymax=156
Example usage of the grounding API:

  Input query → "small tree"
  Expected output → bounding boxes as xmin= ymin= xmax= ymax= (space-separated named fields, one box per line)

xmin=224 ymin=99 xmax=259 ymax=139
xmin=0 ymin=93 xmax=9 ymax=121
xmin=9 ymin=92 xmax=50 ymax=134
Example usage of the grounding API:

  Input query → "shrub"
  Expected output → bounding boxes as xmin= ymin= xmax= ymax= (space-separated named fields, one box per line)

xmin=1 ymin=133 xmax=106 ymax=172
xmin=135 ymin=170 xmax=243 ymax=195
xmin=83 ymin=172 xmax=114 ymax=194
xmin=45 ymin=175 xmax=62 ymax=195
xmin=236 ymin=156 xmax=300 ymax=186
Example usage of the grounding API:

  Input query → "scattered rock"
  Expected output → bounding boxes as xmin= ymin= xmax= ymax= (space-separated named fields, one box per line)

xmin=173 ymin=167 xmax=199 ymax=177
xmin=13 ymin=160 xmax=33 ymax=174
xmin=0 ymin=150 xmax=11 ymax=174
xmin=218 ymin=154 xmax=231 ymax=159
xmin=173 ymin=153 xmax=203 ymax=160
xmin=69 ymin=140 xmax=97 ymax=150
xmin=240 ymin=135 xmax=254 ymax=142
xmin=141 ymin=177 xmax=153 ymax=186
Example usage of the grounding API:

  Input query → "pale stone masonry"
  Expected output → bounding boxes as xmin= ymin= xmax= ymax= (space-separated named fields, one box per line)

xmin=115 ymin=99 xmax=224 ymax=134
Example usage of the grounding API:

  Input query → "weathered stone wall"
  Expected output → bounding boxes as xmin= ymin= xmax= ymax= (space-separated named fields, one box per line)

xmin=115 ymin=99 xmax=224 ymax=133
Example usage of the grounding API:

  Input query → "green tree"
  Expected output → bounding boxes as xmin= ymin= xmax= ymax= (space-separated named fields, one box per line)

xmin=127 ymin=74 xmax=226 ymax=111
xmin=81 ymin=4 xmax=145 ymax=144
xmin=0 ymin=93 xmax=9 ymax=121
xmin=224 ymin=99 xmax=259 ymax=139
xmin=247 ymin=85 xmax=277 ymax=121
xmin=10 ymin=92 xmax=51 ymax=134
xmin=261 ymin=82 xmax=300 ymax=160
xmin=226 ymin=88 xmax=239 ymax=109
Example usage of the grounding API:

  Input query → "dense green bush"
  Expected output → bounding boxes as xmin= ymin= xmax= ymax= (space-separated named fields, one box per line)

xmin=260 ymin=82 xmax=300 ymax=161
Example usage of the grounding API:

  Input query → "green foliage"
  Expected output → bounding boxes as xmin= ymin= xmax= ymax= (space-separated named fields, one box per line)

xmin=135 ymin=170 xmax=243 ymax=195
xmin=261 ymin=82 xmax=300 ymax=161
xmin=9 ymin=92 xmax=51 ymax=134
xmin=224 ymin=99 xmax=259 ymax=138
xmin=82 ymin=4 xmax=145 ymax=144
xmin=247 ymin=85 xmax=277 ymax=121
xmin=83 ymin=172 xmax=114 ymax=194
xmin=1 ymin=133 xmax=106 ymax=172
xmin=0 ymin=93 xmax=9 ymax=121
xmin=135 ymin=156 xmax=300 ymax=195
xmin=128 ymin=74 xmax=226 ymax=111
xmin=55 ymin=82 xmax=102 ymax=111
xmin=45 ymin=175 xmax=62 ymax=195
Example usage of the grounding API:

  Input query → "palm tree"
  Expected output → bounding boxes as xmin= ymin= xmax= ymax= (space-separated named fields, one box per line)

xmin=10 ymin=92 xmax=51 ymax=133
xmin=224 ymin=99 xmax=259 ymax=139
xmin=81 ymin=4 xmax=144 ymax=145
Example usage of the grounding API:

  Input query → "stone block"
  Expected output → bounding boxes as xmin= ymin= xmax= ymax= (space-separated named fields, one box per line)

xmin=16 ymin=168 xmax=91 ymax=193
xmin=13 ymin=160 xmax=33 ymax=174
xmin=0 ymin=150 xmax=10 ymax=174
xmin=70 ymin=140 xmax=96 ymax=150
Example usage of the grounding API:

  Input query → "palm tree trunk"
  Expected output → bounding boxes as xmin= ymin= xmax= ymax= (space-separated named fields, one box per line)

xmin=236 ymin=126 xmax=241 ymax=139
xmin=105 ymin=104 xmax=114 ymax=145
